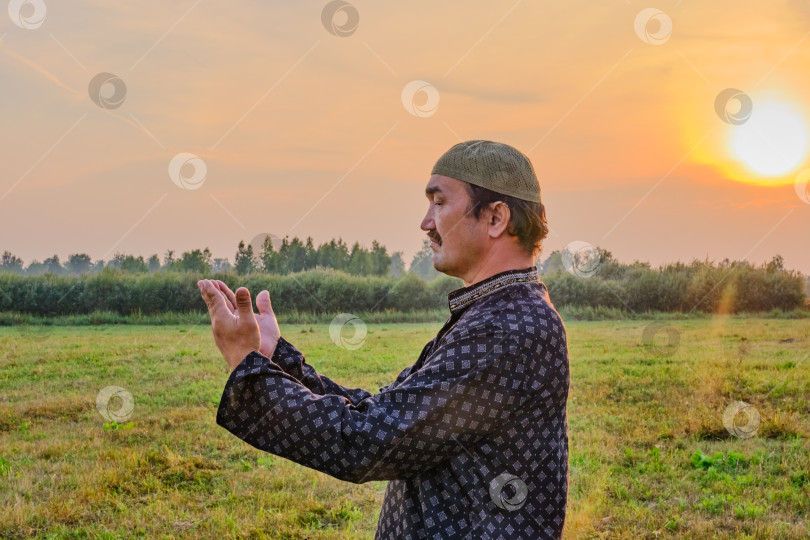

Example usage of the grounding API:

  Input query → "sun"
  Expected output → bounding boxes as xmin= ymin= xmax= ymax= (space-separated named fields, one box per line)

xmin=732 ymin=101 xmax=809 ymax=176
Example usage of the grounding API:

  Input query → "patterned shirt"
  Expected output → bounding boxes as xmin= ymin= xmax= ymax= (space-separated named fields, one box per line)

xmin=216 ymin=266 xmax=570 ymax=539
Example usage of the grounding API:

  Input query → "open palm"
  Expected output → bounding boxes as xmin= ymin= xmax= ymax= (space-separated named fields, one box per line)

xmin=213 ymin=280 xmax=281 ymax=358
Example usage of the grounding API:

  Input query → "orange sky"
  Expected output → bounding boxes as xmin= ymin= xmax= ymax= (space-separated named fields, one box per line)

xmin=1 ymin=0 xmax=809 ymax=273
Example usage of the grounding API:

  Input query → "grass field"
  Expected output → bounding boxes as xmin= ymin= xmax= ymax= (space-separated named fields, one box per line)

xmin=0 ymin=318 xmax=808 ymax=539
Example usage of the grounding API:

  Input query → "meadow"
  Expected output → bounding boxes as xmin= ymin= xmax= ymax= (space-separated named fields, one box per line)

xmin=0 ymin=317 xmax=808 ymax=539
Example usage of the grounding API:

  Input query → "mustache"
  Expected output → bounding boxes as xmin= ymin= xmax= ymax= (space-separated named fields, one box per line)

xmin=428 ymin=233 xmax=441 ymax=244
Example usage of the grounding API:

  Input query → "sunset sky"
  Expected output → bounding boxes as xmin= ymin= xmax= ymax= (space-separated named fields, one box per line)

xmin=1 ymin=0 xmax=809 ymax=273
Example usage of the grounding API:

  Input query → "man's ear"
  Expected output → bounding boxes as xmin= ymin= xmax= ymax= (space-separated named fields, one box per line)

xmin=487 ymin=201 xmax=511 ymax=238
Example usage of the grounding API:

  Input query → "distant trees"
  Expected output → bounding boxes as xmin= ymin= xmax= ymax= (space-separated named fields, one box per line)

xmin=0 ymin=246 xmax=218 ymax=276
xmin=66 ymin=253 xmax=92 ymax=275
xmin=538 ymin=253 xmax=806 ymax=313
xmin=0 ymin=236 xmax=401 ymax=277
xmin=0 ymin=253 xmax=804 ymax=316
xmin=370 ymin=240 xmax=390 ymax=276
xmin=237 ymin=235 xmax=393 ymax=277
xmin=314 ymin=238 xmax=350 ymax=271
xmin=234 ymin=241 xmax=255 ymax=276
xmin=408 ymin=239 xmax=441 ymax=281
xmin=0 ymin=251 xmax=23 ymax=274
xmin=108 ymin=253 xmax=148 ymax=273
xmin=212 ymin=258 xmax=232 ymax=273
xmin=163 ymin=250 xmax=175 ymax=268
xmin=4 ymin=235 xmax=805 ymax=311
xmin=25 ymin=261 xmax=47 ymax=276
xmin=0 ymin=270 xmax=464 ymax=316
xmin=389 ymin=251 xmax=406 ymax=278
xmin=538 ymin=250 xmax=564 ymax=274
xmin=0 ymin=238 xmax=806 ymax=315
xmin=43 ymin=255 xmax=63 ymax=274
xmin=147 ymin=255 xmax=161 ymax=273
xmin=172 ymin=248 xmax=212 ymax=274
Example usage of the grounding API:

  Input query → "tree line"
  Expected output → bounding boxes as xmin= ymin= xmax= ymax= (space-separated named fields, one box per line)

xmin=0 ymin=237 xmax=445 ymax=280
xmin=0 ymin=246 xmax=805 ymax=316
xmin=538 ymin=251 xmax=807 ymax=314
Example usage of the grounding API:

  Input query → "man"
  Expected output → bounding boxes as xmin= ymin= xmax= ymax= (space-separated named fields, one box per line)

xmin=198 ymin=140 xmax=570 ymax=539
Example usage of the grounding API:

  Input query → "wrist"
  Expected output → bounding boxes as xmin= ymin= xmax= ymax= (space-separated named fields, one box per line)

xmin=227 ymin=346 xmax=258 ymax=372
xmin=259 ymin=337 xmax=280 ymax=359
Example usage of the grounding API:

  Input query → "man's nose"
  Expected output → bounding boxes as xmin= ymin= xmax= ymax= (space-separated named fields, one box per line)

xmin=420 ymin=210 xmax=434 ymax=231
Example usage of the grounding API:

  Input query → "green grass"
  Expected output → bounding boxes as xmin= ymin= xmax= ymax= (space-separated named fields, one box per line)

xmin=1 ymin=307 xmax=808 ymax=328
xmin=0 ymin=318 xmax=808 ymax=538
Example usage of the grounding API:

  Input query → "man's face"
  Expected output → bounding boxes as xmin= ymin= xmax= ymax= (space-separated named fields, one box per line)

xmin=420 ymin=174 xmax=489 ymax=277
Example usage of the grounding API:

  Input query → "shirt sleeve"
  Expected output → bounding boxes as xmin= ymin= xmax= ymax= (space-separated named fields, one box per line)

xmin=268 ymin=336 xmax=374 ymax=405
xmin=376 ymin=338 xmax=435 ymax=393
xmin=215 ymin=321 xmax=533 ymax=484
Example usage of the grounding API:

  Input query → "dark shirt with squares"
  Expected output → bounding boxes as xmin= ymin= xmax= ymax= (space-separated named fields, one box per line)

xmin=216 ymin=266 xmax=570 ymax=539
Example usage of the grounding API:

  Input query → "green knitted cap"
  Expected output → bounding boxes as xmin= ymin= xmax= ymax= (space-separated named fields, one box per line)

xmin=431 ymin=140 xmax=540 ymax=203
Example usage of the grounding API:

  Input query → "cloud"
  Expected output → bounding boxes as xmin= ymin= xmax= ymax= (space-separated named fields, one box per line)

xmin=0 ymin=42 xmax=83 ymax=99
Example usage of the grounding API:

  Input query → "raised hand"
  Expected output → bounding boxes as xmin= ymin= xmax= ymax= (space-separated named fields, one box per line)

xmin=213 ymin=280 xmax=280 ymax=359
xmin=198 ymin=279 xmax=260 ymax=372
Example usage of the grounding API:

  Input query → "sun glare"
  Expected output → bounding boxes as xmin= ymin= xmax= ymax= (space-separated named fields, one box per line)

xmin=732 ymin=101 xmax=809 ymax=176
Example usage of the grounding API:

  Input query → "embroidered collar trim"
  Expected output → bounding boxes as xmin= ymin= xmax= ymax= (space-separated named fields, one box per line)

xmin=447 ymin=266 xmax=539 ymax=315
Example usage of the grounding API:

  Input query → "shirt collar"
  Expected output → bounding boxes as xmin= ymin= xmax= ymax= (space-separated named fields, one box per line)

xmin=447 ymin=266 xmax=540 ymax=316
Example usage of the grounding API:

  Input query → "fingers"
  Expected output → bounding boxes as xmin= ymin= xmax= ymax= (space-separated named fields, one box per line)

xmin=210 ymin=281 xmax=229 ymax=312
xmin=198 ymin=279 xmax=212 ymax=308
xmin=235 ymin=287 xmax=254 ymax=319
xmin=214 ymin=280 xmax=237 ymax=312
xmin=198 ymin=279 xmax=227 ymax=316
xmin=256 ymin=289 xmax=272 ymax=315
